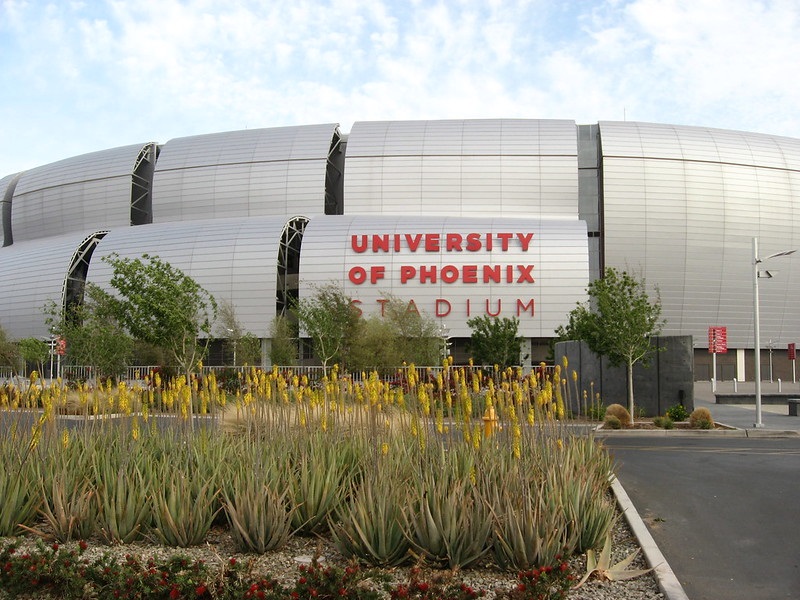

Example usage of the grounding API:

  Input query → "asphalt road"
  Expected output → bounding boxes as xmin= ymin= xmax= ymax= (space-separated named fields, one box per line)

xmin=603 ymin=436 xmax=800 ymax=600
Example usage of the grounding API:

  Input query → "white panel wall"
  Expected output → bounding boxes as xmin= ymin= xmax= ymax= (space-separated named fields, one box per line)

xmin=0 ymin=232 xmax=101 ymax=339
xmin=10 ymin=144 xmax=149 ymax=243
xmin=88 ymin=217 xmax=288 ymax=337
xmin=300 ymin=215 xmax=589 ymax=338
xmin=600 ymin=121 xmax=800 ymax=349
xmin=0 ymin=172 xmax=20 ymax=246
xmin=152 ymin=124 xmax=338 ymax=222
xmin=344 ymin=119 xmax=579 ymax=218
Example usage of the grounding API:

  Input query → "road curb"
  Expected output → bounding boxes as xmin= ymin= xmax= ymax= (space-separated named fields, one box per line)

xmin=609 ymin=475 xmax=689 ymax=600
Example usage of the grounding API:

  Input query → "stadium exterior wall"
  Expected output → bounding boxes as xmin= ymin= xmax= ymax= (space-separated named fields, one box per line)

xmin=0 ymin=119 xmax=798 ymax=379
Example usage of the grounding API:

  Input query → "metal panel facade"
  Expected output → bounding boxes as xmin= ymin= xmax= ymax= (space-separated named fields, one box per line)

xmin=0 ymin=232 xmax=103 ymax=339
xmin=152 ymin=124 xmax=338 ymax=222
xmin=600 ymin=121 xmax=800 ymax=348
xmin=10 ymin=144 xmax=150 ymax=243
xmin=300 ymin=215 xmax=589 ymax=338
xmin=344 ymin=119 xmax=579 ymax=218
xmin=87 ymin=217 xmax=287 ymax=336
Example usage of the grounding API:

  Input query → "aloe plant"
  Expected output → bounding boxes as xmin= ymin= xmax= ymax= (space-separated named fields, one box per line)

xmin=403 ymin=472 xmax=492 ymax=569
xmin=330 ymin=467 xmax=411 ymax=566
xmin=490 ymin=481 xmax=572 ymax=571
xmin=575 ymin=529 xmax=653 ymax=587
xmin=94 ymin=460 xmax=152 ymax=544
xmin=36 ymin=477 xmax=97 ymax=542
xmin=222 ymin=470 xmax=293 ymax=554
xmin=150 ymin=472 xmax=220 ymax=547
xmin=289 ymin=435 xmax=358 ymax=534
xmin=0 ymin=461 xmax=41 ymax=536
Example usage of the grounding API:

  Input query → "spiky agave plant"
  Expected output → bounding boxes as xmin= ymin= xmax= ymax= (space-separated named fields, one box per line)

xmin=222 ymin=469 xmax=294 ymax=554
xmin=330 ymin=463 xmax=411 ymax=567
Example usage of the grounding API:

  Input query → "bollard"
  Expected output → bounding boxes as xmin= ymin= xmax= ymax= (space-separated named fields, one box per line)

xmin=778 ymin=378 xmax=782 ymax=392
xmin=733 ymin=378 xmax=738 ymax=392
xmin=483 ymin=404 xmax=498 ymax=438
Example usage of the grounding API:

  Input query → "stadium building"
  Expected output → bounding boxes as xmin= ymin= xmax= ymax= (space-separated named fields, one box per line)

xmin=1 ymin=119 xmax=798 ymax=381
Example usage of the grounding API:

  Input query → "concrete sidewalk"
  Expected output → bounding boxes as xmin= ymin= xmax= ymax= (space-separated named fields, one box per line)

xmin=693 ymin=380 xmax=800 ymax=435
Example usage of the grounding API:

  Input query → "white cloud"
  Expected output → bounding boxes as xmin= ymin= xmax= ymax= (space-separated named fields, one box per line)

xmin=1 ymin=0 xmax=799 ymax=174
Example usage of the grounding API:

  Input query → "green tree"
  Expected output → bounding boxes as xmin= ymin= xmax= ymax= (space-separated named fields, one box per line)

xmin=293 ymin=282 xmax=361 ymax=373
xmin=0 ymin=324 xmax=20 ymax=375
xmin=216 ymin=299 xmax=261 ymax=366
xmin=556 ymin=267 xmax=664 ymax=422
xmin=268 ymin=314 xmax=298 ymax=366
xmin=101 ymin=253 xmax=217 ymax=378
xmin=45 ymin=285 xmax=133 ymax=383
xmin=466 ymin=315 xmax=522 ymax=369
xmin=18 ymin=337 xmax=48 ymax=377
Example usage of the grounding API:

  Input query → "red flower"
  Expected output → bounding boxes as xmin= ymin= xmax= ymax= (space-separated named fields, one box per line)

xmin=195 ymin=584 xmax=207 ymax=595
xmin=169 ymin=586 xmax=181 ymax=599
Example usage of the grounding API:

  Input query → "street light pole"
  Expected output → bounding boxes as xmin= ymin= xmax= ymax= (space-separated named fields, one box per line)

xmin=752 ymin=237 xmax=796 ymax=428
xmin=753 ymin=238 xmax=763 ymax=428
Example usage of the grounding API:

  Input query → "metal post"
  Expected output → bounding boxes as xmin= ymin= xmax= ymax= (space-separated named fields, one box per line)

xmin=753 ymin=237 xmax=764 ymax=428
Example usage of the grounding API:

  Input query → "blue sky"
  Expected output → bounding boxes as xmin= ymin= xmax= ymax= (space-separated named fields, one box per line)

xmin=2 ymin=0 xmax=799 ymax=175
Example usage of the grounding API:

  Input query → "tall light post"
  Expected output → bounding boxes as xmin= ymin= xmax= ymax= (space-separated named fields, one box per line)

xmin=752 ymin=237 xmax=795 ymax=427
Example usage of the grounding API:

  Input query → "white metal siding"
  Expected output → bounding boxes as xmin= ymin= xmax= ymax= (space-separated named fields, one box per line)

xmin=344 ymin=119 xmax=579 ymax=218
xmin=600 ymin=121 xmax=800 ymax=349
xmin=0 ymin=233 xmax=101 ymax=339
xmin=152 ymin=124 xmax=338 ymax=222
xmin=88 ymin=217 xmax=288 ymax=337
xmin=10 ymin=144 xmax=149 ymax=243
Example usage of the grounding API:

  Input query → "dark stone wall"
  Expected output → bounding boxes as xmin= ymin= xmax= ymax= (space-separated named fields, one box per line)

xmin=555 ymin=336 xmax=694 ymax=417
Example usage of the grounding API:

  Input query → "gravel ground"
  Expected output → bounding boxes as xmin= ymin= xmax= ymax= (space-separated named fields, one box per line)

xmin=1 ymin=513 xmax=664 ymax=599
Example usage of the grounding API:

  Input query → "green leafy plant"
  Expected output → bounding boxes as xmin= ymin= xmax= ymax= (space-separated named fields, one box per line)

xmin=496 ymin=559 xmax=575 ymax=599
xmin=666 ymin=404 xmax=689 ymax=421
xmin=653 ymin=415 xmax=674 ymax=429
xmin=390 ymin=566 xmax=487 ymax=599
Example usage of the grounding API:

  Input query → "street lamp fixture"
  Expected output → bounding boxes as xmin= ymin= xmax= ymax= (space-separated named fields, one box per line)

xmin=752 ymin=237 xmax=795 ymax=428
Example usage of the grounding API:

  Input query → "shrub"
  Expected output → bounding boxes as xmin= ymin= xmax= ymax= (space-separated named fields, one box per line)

xmin=689 ymin=407 xmax=714 ymax=429
xmin=652 ymin=416 xmax=674 ymax=429
xmin=604 ymin=415 xmax=622 ymax=429
xmin=604 ymin=404 xmax=631 ymax=427
xmin=666 ymin=404 xmax=689 ymax=421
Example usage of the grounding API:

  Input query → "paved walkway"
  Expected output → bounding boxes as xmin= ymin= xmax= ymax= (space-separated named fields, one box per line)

xmin=693 ymin=380 xmax=800 ymax=434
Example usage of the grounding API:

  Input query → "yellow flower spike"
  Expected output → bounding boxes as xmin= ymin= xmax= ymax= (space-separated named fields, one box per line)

xmin=572 ymin=369 xmax=578 ymax=382
xmin=61 ymin=428 xmax=69 ymax=450
xmin=448 ymin=355 xmax=453 ymax=366
xmin=381 ymin=442 xmax=389 ymax=455
xmin=435 ymin=407 xmax=444 ymax=434
xmin=472 ymin=423 xmax=482 ymax=450
xmin=131 ymin=418 xmax=140 ymax=441
xmin=562 ymin=355 xmax=569 ymax=369
xmin=527 ymin=407 xmax=535 ymax=426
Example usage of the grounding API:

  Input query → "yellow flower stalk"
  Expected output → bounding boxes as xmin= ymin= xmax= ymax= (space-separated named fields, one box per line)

xmin=61 ymin=428 xmax=70 ymax=450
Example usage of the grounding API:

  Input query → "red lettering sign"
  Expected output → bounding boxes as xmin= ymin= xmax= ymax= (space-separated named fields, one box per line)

xmin=708 ymin=327 xmax=727 ymax=354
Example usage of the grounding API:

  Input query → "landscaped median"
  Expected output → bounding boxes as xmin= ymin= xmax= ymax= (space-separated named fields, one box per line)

xmin=0 ymin=365 xmax=661 ymax=599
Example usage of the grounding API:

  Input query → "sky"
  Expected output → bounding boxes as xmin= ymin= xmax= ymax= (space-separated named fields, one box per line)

xmin=2 ymin=0 xmax=800 ymax=175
